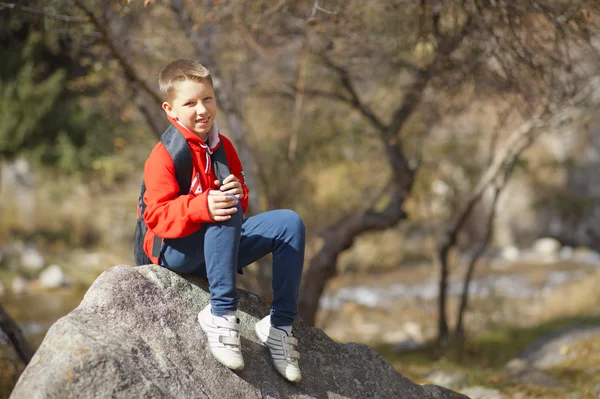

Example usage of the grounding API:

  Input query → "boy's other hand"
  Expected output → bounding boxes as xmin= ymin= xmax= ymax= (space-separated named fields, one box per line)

xmin=207 ymin=190 xmax=239 ymax=221
xmin=216 ymin=175 xmax=244 ymax=199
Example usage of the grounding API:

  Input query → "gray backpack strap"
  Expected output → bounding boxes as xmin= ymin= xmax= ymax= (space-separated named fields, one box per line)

xmin=149 ymin=126 xmax=193 ymax=258
xmin=211 ymin=139 xmax=230 ymax=184
xmin=161 ymin=125 xmax=193 ymax=195
xmin=134 ymin=125 xmax=193 ymax=264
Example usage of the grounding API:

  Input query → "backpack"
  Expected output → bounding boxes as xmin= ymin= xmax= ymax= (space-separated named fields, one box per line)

xmin=133 ymin=125 xmax=230 ymax=266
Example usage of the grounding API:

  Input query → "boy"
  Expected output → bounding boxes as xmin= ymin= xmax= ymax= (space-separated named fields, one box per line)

xmin=140 ymin=59 xmax=304 ymax=382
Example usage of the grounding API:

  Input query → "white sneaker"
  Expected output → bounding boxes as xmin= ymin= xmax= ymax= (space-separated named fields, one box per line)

xmin=198 ymin=304 xmax=244 ymax=370
xmin=255 ymin=315 xmax=301 ymax=382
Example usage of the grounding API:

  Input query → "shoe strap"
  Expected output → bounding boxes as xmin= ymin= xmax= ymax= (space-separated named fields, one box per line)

xmin=219 ymin=336 xmax=241 ymax=346
xmin=286 ymin=349 xmax=300 ymax=360
xmin=282 ymin=335 xmax=300 ymax=361
xmin=213 ymin=317 xmax=240 ymax=331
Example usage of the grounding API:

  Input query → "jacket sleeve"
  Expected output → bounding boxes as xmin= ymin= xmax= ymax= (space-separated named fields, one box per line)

xmin=142 ymin=143 xmax=213 ymax=238
xmin=222 ymin=136 xmax=250 ymax=213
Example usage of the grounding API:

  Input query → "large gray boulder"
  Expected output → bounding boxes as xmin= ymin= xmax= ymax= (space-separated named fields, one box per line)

xmin=11 ymin=265 xmax=468 ymax=399
xmin=503 ymin=326 xmax=600 ymax=389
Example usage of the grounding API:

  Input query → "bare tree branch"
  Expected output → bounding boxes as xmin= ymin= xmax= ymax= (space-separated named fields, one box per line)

xmin=321 ymin=55 xmax=387 ymax=133
xmin=0 ymin=1 xmax=89 ymax=22
xmin=233 ymin=8 xmax=277 ymax=61
xmin=308 ymin=0 xmax=336 ymax=21
xmin=73 ymin=0 xmax=160 ymax=105
xmin=0 ymin=302 xmax=33 ymax=365
xmin=288 ymin=44 xmax=308 ymax=161
xmin=72 ymin=0 xmax=165 ymax=137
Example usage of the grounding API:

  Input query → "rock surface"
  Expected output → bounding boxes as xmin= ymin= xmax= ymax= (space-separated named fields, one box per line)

xmin=10 ymin=265 xmax=468 ymax=399
xmin=503 ymin=326 xmax=600 ymax=389
xmin=513 ymin=326 xmax=600 ymax=369
xmin=459 ymin=386 xmax=502 ymax=399
xmin=503 ymin=358 xmax=564 ymax=388
xmin=424 ymin=370 xmax=467 ymax=389
xmin=39 ymin=265 xmax=67 ymax=289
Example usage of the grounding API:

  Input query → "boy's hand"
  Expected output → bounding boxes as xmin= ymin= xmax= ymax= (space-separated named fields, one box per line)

xmin=207 ymin=190 xmax=239 ymax=222
xmin=216 ymin=175 xmax=244 ymax=199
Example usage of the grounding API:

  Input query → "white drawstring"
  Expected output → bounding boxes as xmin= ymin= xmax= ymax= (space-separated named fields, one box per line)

xmin=174 ymin=119 xmax=220 ymax=175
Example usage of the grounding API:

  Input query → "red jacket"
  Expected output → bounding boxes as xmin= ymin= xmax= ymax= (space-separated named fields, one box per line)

xmin=141 ymin=116 xmax=249 ymax=264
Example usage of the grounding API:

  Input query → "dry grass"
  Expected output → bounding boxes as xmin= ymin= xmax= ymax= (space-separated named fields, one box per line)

xmin=0 ymin=167 xmax=138 ymax=256
xmin=540 ymin=270 xmax=600 ymax=321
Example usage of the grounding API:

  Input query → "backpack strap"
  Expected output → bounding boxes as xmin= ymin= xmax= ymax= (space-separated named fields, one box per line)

xmin=211 ymin=138 xmax=231 ymax=183
xmin=161 ymin=125 xmax=193 ymax=195
xmin=148 ymin=126 xmax=193 ymax=258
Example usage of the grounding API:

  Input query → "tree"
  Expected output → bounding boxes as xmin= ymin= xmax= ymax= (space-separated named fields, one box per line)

xmin=431 ymin=1 xmax=600 ymax=343
xmin=437 ymin=111 xmax=546 ymax=342
xmin=289 ymin=0 xmax=600 ymax=331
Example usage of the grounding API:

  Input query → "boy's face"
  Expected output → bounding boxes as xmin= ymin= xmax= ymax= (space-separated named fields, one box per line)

xmin=162 ymin=79 xmax=217 ymax=140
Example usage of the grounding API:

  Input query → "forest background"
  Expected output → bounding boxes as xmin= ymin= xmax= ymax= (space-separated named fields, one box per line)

xmin=2 ymin=1 xmax=600 ymax=398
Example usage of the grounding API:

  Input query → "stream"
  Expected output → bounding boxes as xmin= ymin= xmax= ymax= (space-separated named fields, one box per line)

xmin=319 ymin=268 xmax=589 ymax=310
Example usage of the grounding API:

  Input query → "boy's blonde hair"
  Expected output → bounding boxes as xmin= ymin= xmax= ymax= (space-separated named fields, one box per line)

xmin=158 ymin=59 xmax=213 ymax=103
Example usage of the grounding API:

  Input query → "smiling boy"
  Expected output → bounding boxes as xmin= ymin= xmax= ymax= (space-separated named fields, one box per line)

xmin=139 ymin=59 xmax=304 ymax=382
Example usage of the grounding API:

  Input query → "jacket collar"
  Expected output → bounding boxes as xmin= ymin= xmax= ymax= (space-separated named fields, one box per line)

xmin=167 ymin=115 xmax=220 ymax=153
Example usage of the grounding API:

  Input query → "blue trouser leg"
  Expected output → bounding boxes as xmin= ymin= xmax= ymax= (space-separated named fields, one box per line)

xmin=160 ymin=203 xmax=243 ymax=314
xmin=159 ymin=205 xmax=305 ymax=327
xmin=236 ymin=209 xmax=305 ymax=326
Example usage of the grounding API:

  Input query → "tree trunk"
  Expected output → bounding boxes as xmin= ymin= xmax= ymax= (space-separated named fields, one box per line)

xmin=436 ymin=240 xmax=452 ymax=343
xmin=435 ymin=115 xmax=544 ymax=343
xmin=170 ymin=0 xmax=262 ymax=215
xmin=0 ymin=302 xmax=33 ymax=365
xmin=454 ymin=187 xmax=498 ymax=338
xmin=298 ymin=184 xmax=410 ymax=325
xmin=135 ymin=87 xmax=169 ymax=137
xmin=455 ymin=144 xmax=521 ymax=338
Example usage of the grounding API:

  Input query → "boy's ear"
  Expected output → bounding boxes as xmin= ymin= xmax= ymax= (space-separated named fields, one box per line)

xmin=162 ymin=102 xmax=176 ymax=119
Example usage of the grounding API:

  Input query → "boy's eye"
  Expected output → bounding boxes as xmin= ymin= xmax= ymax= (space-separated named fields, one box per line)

xmin=204 ymin=97 xmax=213 ymax=101
xmin=184 ymin=101 xmax=194 ymax=106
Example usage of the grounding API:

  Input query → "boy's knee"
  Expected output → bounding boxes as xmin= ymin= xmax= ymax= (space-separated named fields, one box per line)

xmin=208 ymin=203 xmax=242 ymax=227
xmin=226 ymin=202 xmax=243 ymax=223
xmin=279 ymin=210 xmax=305 ymax=236
xmin=231 ymin=203 xmax=243 ymax=221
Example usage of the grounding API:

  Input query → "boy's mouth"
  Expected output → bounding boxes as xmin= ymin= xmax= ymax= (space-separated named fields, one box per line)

xmin=196 ymin=116 xmax=210 ymax=124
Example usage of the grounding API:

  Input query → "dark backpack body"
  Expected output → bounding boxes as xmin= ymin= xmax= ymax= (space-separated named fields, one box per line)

xmin=133 ymin=125 xmax=230 ymax=266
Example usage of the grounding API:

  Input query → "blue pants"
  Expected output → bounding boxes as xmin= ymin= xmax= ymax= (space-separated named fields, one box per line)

xmin=159 ymin=204 xmax=305 ymax=327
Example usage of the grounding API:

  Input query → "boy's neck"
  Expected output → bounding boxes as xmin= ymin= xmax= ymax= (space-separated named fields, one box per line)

xmin=168 ymin=116 xmax=218 ymax=146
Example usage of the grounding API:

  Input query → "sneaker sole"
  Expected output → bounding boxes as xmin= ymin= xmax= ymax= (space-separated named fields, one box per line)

xmin=255 ymin=322 xmax=269 ymax=346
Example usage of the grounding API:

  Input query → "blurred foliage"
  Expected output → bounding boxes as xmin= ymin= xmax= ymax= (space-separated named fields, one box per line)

xmin=0 ymin=7 xmax=137 ymax=176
